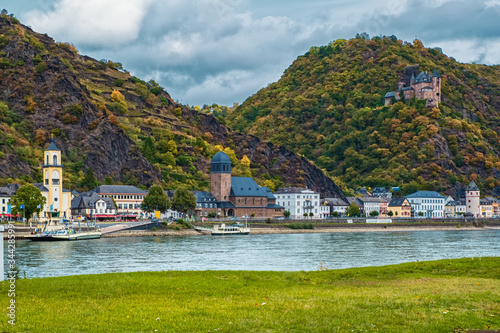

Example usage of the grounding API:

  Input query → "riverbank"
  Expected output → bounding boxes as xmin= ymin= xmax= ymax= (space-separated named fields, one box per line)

xmin=1 ymin=257 xmax=498 ymax=332
xmin=100 ymin=224 xmax=500 ymax=237
xmin=5 ymin=221 xmax=500 ymax=239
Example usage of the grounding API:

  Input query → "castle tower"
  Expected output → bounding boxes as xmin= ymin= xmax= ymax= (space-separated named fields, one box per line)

xmin=210 ymin=151 xmax=232 ymax=202
xmin=432 ymin=69 xmax=441 ymax=104
xmin=465 ymin=180 xmax=480 ymax=217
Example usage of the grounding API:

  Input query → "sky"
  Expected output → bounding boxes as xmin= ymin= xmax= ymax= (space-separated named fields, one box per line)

xmin=3 ymin=0 xmax=500 ymax=106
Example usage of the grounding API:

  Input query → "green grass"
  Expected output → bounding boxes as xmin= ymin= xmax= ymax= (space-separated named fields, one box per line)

xmin=1 ymin=258 xmax=499 ymax=332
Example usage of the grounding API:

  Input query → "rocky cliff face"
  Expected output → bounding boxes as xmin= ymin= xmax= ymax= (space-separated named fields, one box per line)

xmin=0 ymin=15 xmax=345 ymax=199
xmin=183 ymin=108 xmax=346 ymax=199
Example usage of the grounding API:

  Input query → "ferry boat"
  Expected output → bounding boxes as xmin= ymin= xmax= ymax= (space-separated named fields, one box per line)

xmin=26 ymin=218 xmax=101 ymax=241
xmin=211 ymin=222 xmax=250 ymax=236
xmin=50 ymin=228 xmax=101 ymax=241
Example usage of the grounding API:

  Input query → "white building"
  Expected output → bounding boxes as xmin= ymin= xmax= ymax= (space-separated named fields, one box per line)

xmin=357 ymin=197 xmax=389 ymax=216
xmin=88 ymin=185 xmax=148 ymax=220
xmin=319 ymin=204 xmax=330 ymax=218
xmin=274 ymin=187 xmax=325 ymax=219
xmin=0 ymin=184 xmax=20 ymax=219
xmin=71 ymin=192 xmax=117 ymax=221
xmin=324 ymin=198 xmax=348 ymax=216
xmin=406 ymin=191 xmax=446 ymax=218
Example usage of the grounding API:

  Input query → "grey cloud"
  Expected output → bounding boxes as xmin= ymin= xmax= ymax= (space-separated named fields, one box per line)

xmin=6 ymin=0 xmax=500 ymax=105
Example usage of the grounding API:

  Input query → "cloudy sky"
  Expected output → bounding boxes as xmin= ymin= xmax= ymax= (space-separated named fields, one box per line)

xmin=3 ymin=0 xmax=500 ymax=106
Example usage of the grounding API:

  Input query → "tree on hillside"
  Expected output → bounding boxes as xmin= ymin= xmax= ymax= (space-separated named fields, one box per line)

xmin=283 ymin=210 xmax=290 ymax=218
xmin=141 ymin=185 xmax=170 ymax=214
xmin=81 ymin=167 xmax=99 ymax=190
xmin=142 ymin=136 xmax=156 ymax=163
xmin=171 ymin=187 xmax=196 ymax=214
xmin=10 ymin=184 xmax=47 ymax=221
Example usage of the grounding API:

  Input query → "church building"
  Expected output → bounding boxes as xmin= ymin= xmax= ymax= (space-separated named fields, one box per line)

xmin=194 ymin=151 xmax=284 ymax=218
xmin=34 ymin=139 xmax=72 ymax=221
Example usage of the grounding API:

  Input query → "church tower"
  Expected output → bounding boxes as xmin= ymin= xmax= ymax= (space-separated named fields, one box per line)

xmin=465 ymin=180 xmax=480 ymax=218
xmin=210 ymin=151 xmax=232 ymax=202
xmin=43 ymin=139 xmax=64 ymax=216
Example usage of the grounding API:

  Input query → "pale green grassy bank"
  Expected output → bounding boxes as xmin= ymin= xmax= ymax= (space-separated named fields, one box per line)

xmin=1 ymin=258 xmax=499 ymax=332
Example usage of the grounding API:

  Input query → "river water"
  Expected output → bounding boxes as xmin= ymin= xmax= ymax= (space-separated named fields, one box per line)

xmin=6 ymin=229 xmax=500 ymax=279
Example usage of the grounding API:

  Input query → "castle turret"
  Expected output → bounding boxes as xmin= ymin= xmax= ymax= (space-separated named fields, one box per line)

xmin=210 ymin=151 xmax=232 ymax=202
xmin=431 ymin=68 xmax=441 ymax=103
xmin=465 ymin=180 xmax=480 ymax=217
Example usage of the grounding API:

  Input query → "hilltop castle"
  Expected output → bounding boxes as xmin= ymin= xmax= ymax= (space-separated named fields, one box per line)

xmin=385 ymin=65 xmax=441 ymax=108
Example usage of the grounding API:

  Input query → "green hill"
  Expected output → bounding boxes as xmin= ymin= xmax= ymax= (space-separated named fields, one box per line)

xmin=0 ymin=13 xmax=345 ymax=198
xmin=226 ymin=35 xmax=500 ymax=197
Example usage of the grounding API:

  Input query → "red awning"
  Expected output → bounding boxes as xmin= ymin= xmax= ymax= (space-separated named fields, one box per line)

xmin=94 ymin=215 xmax=117 ymax=218
xmin=3 ymin=214 xmax=19 ymax=217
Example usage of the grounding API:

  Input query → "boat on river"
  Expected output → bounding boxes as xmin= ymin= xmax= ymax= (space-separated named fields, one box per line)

xmin=194 ymin=222 xmax=250 ymax=235
xmin=26 ymin=228 xmax=101 ymax=241
xmin=50 ymin=228 xmax=101 ymax=241
xmin=211 ymin=222 xmax=250 ymax=236
xmin=25 ymin=218 xmax=101 ymax=241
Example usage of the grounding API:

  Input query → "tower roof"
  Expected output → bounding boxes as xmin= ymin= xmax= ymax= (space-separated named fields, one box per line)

xmin=466 ymin=180 xmax=479 ymax=191
xmin=211 ymin=151 xmax=231 ymax=174
xmin=211 ymin=151 xmax=231 ymax=164
xmin=46 ymin=139 xmax=60 ymax=151
xmin=432 ymin=68 xmax=441 ymax=78
xmin=414 ymin=71 xmax=433 ymax=84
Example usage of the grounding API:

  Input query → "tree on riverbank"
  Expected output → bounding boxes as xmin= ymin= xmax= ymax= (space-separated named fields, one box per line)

xmin=348 ymin=203 xmax=361 ymax=217
xmin=10 ymin=184 xmax=47 ymax=221
xmin=171 ymin=186 xmax=196 ymax=215
xmin=141 ymin=185 xmax=170 ymax=213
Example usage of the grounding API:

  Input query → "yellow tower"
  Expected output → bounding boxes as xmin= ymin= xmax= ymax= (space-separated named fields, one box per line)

xmin=43 ymin=139 xmax=63 ymax=218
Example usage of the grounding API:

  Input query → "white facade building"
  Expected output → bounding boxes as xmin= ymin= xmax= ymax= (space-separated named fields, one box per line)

xmin=0 ymin=184 xmax=19 ymax=219
xmin=324 ymin=198 xmax=348 ymax=216
xmin=89 ymin=185 xmax=148 ymax=219
xmin=406 ymin=191 xmax=446 ymax=218
xmin=274 ymin=188 xmax=324 ymax=219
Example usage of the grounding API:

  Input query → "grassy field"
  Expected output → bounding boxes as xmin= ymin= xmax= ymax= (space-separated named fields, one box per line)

xmin=1 ymin=258 xmax=499 ymax=332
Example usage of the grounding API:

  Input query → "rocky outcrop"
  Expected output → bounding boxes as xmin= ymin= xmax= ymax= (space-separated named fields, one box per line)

xmin=187 ymin=108 xmax=346 ymax=198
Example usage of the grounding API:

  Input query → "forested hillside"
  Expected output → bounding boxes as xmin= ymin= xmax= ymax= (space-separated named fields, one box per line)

xmin=0 ymin=13 xmax=345 ymax=198
xmin=226 ymin=35 xmax=500 ymax=197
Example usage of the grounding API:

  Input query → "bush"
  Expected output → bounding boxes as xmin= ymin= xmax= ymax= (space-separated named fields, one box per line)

xmin=114 ymin=79 xmax=125 ymax=87
xmin=286 ymin=223 xmax=313 ymax=230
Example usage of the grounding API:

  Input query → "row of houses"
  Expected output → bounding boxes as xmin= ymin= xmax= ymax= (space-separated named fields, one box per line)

xmin=323 ymin=181 xmax=497 ymax=218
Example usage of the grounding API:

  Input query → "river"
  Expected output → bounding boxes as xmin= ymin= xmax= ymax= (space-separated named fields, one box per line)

xmin=6 ymin=229 xmax=500 ymax=279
